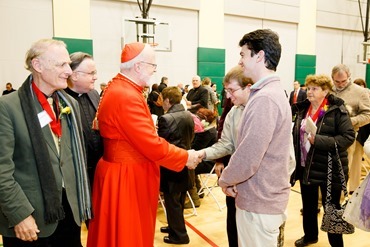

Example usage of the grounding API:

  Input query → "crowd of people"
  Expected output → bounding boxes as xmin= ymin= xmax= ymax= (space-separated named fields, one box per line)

xmin=0 ymin=28 xmax=369 ymax=247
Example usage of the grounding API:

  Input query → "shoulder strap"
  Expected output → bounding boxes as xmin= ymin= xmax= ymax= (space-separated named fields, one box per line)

xmin=326 ymin=142 xmax=349 ymax=204
xmin=335 ymin=142 xmax=350 ymax=198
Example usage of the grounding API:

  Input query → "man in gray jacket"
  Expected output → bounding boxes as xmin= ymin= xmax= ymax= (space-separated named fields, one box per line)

xmin=0 ymin=39 xmax=90 ymax=247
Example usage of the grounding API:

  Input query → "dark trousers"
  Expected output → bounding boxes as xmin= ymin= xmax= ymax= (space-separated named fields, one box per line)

xmin=163 ymin=192 xmax=189 ymax=242
xmin=226 ymin=196 xmax=238 ymax=247
xmin=301 ymin=183 xmax=343 ymax=247
xmin=3 ymin=190 xmax=82 ymax=247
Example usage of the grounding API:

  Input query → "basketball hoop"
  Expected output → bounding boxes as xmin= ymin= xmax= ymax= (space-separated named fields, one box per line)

xmin=124 ymin=18 xmax=171 ymax=51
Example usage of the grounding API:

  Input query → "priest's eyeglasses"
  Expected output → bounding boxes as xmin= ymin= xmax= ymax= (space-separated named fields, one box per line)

xmin=76 ymin=70 xmax=98 ymax=77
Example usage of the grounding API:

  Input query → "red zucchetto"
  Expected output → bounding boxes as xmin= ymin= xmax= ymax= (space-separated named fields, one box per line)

xmin=121 ymin=42 xmax=145 ymax=63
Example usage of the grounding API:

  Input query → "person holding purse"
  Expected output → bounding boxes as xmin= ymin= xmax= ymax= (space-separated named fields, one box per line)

xmin=290 ymin=74 xmax=355 ymax=247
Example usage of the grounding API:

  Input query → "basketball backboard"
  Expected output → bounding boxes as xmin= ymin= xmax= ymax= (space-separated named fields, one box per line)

xmin=122 ymin=17 xmax=171 ymax=52
xmin=361 ymin=41 xmax=370 ymax=63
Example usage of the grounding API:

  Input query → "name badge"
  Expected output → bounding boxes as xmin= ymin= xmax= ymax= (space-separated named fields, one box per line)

xmin=38 ymin=110 xmax=52 ymax=128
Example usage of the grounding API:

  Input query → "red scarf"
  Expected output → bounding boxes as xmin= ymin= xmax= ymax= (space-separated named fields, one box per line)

xmin=307 ymin=98 xmax=328 ymax=122
xmin=32 ymin=82 xmax=62 ymax=137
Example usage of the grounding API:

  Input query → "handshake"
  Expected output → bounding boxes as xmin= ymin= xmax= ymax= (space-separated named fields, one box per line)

xmin=186 ymin=149 xmax=205 ymax=169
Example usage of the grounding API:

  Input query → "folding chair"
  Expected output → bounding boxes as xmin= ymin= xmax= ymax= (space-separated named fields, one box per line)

xmin=184 ymin=191 xmax=198 ymax=217
xmin=158 ymin=191 xmax=197 ymax=218
xmin=158 ymin=193 xmax=167 ymax=218
xmin=197 ymin=164 xmax=226 ymax=211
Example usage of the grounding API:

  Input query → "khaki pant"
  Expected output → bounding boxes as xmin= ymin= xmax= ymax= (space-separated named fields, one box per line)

xmin=236 ymin=207 xmax=286 ymax=247
xmin=347 ymin=140 xmax=363 ymax=192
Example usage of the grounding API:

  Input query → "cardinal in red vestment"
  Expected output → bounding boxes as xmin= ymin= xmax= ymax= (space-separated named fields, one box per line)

xmin=86 ymin=43 xmax=200 ymax=247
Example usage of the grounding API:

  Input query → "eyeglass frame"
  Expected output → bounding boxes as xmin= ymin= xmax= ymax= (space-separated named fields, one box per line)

xmin=75 ymin=70 xmax=98 ymax=76
xmin=224 ymin=87 xmax=245 ymax=95
xmin=140 ymin=61 xmax=157 ymax=70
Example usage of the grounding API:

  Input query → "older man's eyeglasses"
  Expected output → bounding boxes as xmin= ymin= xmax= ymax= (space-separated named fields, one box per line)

xmin=140 ymin=61 xmax=157 ymax=70
xmin=224 ymin=87 xmax=244 ymax=94
xmin=76 ymin=70 xmax=98 ymax=76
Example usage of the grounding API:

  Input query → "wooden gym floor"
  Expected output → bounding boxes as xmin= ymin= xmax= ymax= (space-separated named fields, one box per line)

xmin=150 ymin=178 xmax=370 ymax=247
xmin=1 ymin=165 xmax=369 ymax=247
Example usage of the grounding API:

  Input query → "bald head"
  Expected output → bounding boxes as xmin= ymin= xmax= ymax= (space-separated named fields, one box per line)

xmin=192 ymin=75 xmax=201 ymax=88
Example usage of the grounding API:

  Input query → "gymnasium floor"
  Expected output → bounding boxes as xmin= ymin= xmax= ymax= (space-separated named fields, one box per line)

xmin=1 ymin=166 xmax=369 ymax=247
xmin=83 ymin=163 xmax=369 ymax=247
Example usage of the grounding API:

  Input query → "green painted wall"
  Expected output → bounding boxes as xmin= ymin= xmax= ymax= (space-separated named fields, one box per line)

xmin=295 ymin=54 xmax=316 ymax=85
xmin=197 ymin=47 xmax=225 ymax=113
xmin=366 ymin=64 xmax=370 ymax=87
xmin=53 ymin=37 xmax=93 ymax=56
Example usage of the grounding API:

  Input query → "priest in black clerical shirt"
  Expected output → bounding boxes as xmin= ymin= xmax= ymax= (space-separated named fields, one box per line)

xmin=65 ymin=52 xmax=103 ymax=188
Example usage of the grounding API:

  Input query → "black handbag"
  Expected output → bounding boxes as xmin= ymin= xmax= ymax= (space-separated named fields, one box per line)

xmin=320 ymin=143 xmax=355 ymax=234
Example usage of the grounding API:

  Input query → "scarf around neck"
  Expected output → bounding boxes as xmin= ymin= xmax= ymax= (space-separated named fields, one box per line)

xmin=18 ymin=75 xmax=91 ymax=224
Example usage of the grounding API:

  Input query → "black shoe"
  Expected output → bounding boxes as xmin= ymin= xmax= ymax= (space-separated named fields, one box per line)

xmin=294 ymin=236 xmax=318 ymax=247
xmin=160 ymin=226 xmax=170 ymax=233
xmin=163 ymin=236 xmax=190 ymax=244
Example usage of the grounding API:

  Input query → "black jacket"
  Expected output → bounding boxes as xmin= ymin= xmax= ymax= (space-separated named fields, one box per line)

xmin=186 ymin=86 xmax=208 ymax=113
xmin=158 ymin=82 xmax=167 ymax=93
xmin=289 ymin=88 xmax=307 ymax=105
xmin=291 ymin=94 xmax=355 ymax=189
xmin=157 ymin=104 xmax=194 ymax=193
xmin=64 ymin=88 xmax=103 ymax=186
